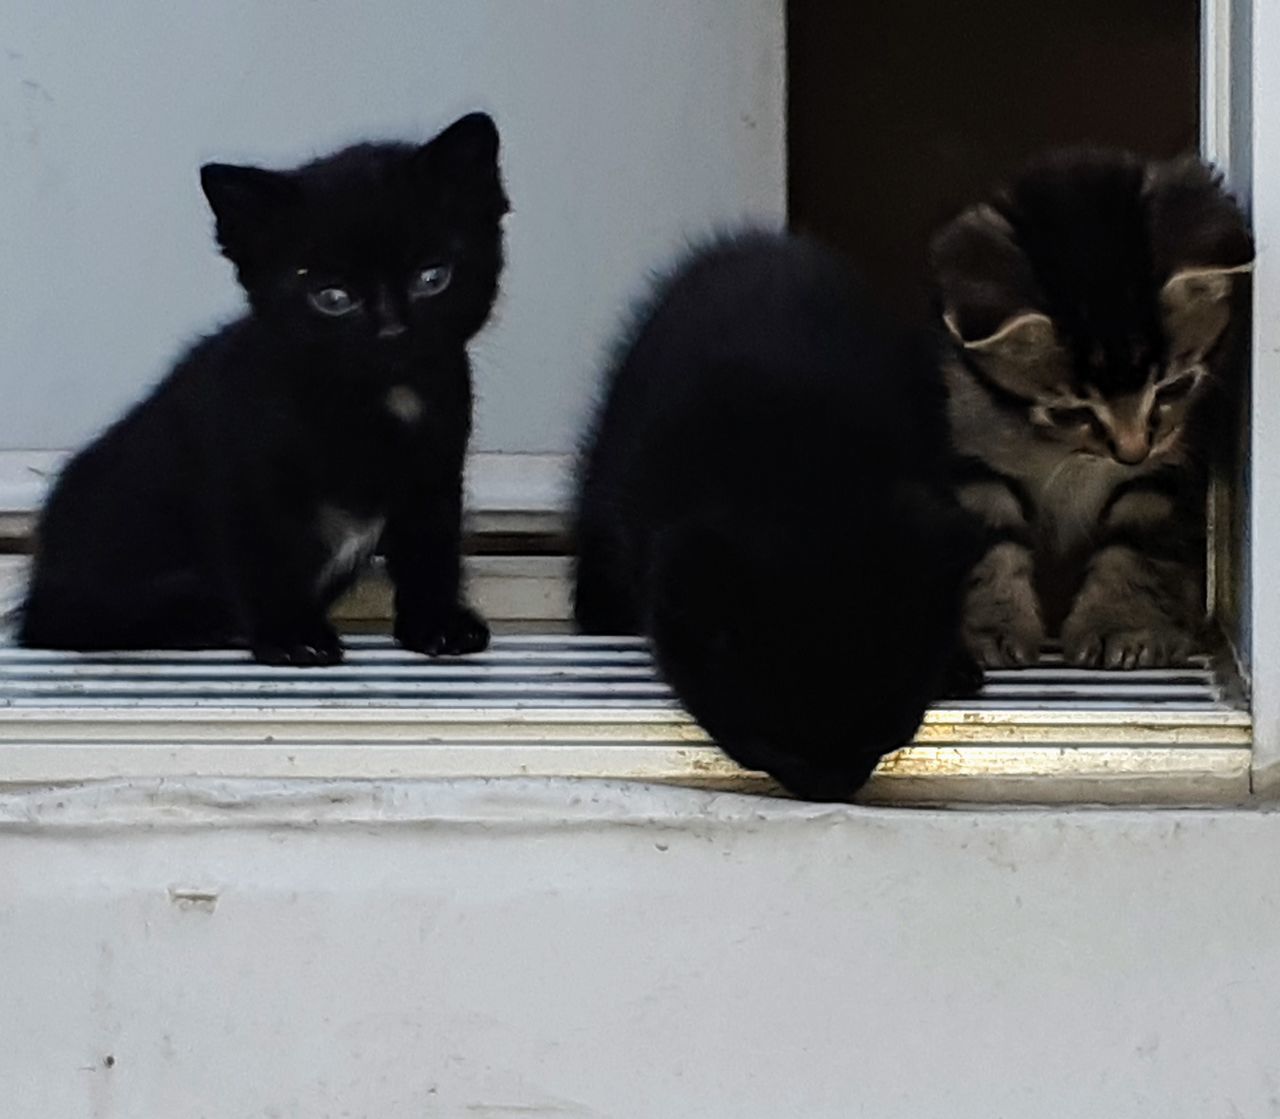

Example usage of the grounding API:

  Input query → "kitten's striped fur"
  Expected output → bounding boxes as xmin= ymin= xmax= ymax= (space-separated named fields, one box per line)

xmin=931 ymin=149 xmax=1253 ymax=668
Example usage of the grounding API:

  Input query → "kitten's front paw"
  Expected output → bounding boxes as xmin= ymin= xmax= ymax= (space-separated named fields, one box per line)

xmin=963 ymin=596 xmax=1044 ymax=668
xmin=395 ymin=604 xmax=491 ymax=657
xmin=965 ymin=625 xmax=1044 ymax=669
xmin=1062 ymin=618 xmax=1196 ymax=670
xmin=962 ymin=544 xmax=1045 ymax=668
xmin=252 ymin=623 xmax=344 ymax=667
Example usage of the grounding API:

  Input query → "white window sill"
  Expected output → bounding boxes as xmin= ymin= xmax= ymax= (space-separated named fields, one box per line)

xmin=0 ymin=610 xmax=1252 ymax=806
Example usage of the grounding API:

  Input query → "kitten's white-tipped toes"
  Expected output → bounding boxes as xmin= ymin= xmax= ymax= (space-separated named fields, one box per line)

xmin=1069 ymin=626 xmax=1196 ymax=670
xmin=1066 ymin=640 xmax=1101 ymax=668
xmin=966 ymin=628 xmax=1042 ymax=669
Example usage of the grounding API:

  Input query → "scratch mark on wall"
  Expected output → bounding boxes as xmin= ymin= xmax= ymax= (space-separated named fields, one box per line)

xmin=168 ymin=886 xmax=220 ymax=913
xmin=20 ymin=77 xmax=53 ymax=103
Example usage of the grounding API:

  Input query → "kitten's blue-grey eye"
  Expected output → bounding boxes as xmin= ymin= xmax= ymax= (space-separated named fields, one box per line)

xmin=411 ymin=263 xmax=452 ymax=299
xmin=1156 ymin=374 xmax=1197 ymax=404
xmin=309 ymin=287 xmax=360 ymax=316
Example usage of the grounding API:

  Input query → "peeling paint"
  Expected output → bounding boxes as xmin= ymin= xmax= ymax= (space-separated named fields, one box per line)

xmin=167 ymin=886 xmax=219 ymax=913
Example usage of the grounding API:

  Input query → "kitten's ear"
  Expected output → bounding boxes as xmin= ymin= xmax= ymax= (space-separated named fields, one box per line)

xmin=1160 ymin=262 xmax=1253 ymax=361
xmin=943 ymin=308 xmax=1069 ymax=397
xmin=413 ymin=111 xmax=509 ymax=217
xmin=931 ymin=204 xmax=1068 ymax=395
xmin=931 ymin=204 xmax=1041 ymax=339
xmin=1145 ymin=154 xmax=1254 ymax=360
xmin=199 ymin=163 xmax=299 ymax=251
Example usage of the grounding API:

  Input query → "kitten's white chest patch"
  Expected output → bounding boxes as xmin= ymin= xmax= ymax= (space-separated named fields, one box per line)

xmin=385 ymin=384 xmax=425 ymax=424
xmin=316 ymin=505 xmax=385 ymax=593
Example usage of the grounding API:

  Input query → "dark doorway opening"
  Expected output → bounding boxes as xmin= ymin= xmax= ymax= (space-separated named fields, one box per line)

xmin=787 ymin=0 xmax=1201 ymax=320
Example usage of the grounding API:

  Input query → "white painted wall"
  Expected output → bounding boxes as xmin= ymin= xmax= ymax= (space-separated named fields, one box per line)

xmin=0 ymin=1 xmax=785 ymax=465
xmin=2 ymin=778 xmax=1279 ymax=1118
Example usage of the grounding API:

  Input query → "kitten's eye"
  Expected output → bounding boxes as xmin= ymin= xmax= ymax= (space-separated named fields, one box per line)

xmin=1156 ymin=374 xmax=1198 ymax=405
xmin=1047 ymin=406 xmax=1097 ymax=428
xmin=308 ymin=287 xmax=360 ymax=316
xmin=410 ymin=263 xmax=453 ymax=299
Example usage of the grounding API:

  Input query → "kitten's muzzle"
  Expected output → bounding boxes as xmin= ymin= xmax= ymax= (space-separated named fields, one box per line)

xmin=374 ymin=288 xmax=408 ymax=340
xmin=1110 ymin=429 xmax=1151 ymax=465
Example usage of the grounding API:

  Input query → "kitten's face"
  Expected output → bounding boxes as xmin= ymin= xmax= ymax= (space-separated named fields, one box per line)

xmin=932 ymin=150 xmax=1253 ymax=470
xmin=200 ymin=112 xmax=508 ymax=358
xmin=1016 ymin=326 xmax=1208 ymax=467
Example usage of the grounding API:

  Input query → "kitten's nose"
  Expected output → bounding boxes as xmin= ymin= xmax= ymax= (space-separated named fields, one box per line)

xmin=374 ymin=289 xmax=407 ymax=340
xmin=1111 ymin=430 xmax=1150 ymax=465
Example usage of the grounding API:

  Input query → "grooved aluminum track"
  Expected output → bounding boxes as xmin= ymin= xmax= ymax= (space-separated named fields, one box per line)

xmin=0 ymin=635 xmax=1253 ymax=804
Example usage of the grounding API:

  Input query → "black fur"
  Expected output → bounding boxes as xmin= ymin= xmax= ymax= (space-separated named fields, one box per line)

xmin=19 ymin=112 xmax=507 ymax=665
xmin=574 ymin=232 xmax=983 ymax=801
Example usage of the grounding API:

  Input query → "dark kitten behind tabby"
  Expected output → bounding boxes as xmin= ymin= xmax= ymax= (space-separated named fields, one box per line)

xmin=20 ymin=112 xmax=507 ymax=664
xmin=574 ymin=232 xmax=982 ymax=801
xmin=931 ymin=148 xmax=1252 ymax=668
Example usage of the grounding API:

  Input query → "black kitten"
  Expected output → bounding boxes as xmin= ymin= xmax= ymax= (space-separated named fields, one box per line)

xmin=574 ymin=232 xmax=983 ymax=801
xmin=19 ymin=112 xmax=507 ymax=665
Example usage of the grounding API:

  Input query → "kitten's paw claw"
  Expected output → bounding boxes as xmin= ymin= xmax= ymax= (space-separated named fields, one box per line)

xmin=395 ymin=605 xmax=490 ymax=657
xmin=1063 ymin=626 xmax=1195 ymax=670
xmin=252 ymin=634 xmax=344 ymax=668
xmin=1064 ymin=635 xmax=1104 ymax=669
xmin=965 ymin=627 xmax=1043 ymax=669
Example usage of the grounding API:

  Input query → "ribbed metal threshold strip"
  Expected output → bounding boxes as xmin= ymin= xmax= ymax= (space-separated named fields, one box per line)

xmin=0 ymin=635 xmax=1252 ymax=804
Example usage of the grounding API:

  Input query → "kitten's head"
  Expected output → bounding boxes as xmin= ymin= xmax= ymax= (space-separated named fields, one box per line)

xmin=931 ymin=148 xmax=1253 ymax=467
xmin=200 ymin=112 xmax=508 ymax=354
xmin=646 ymin=490 xmax=982 ymax=801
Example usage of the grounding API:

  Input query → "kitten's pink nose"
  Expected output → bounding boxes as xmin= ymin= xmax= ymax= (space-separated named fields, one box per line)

xmin=1111 ymin=430 xmax=1150 ymax=465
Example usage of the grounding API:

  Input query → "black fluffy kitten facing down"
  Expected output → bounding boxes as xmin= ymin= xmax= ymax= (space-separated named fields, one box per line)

xmin=20 ymin=112 xmax=507 ymax=665
xmin=931 ymin=148 xmax=1253 ymax=669
xmin=574 ymin=232 xmax=983 ymax=801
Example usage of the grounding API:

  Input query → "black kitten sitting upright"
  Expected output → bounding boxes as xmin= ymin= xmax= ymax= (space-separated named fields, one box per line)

xmin=20 ymin=112 xmax=507 ymax=665
xmin=574 ymin=232 xmax=983 ymax=801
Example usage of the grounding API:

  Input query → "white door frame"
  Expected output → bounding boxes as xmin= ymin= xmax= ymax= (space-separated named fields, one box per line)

xmin=1228 ymin=0 xmax=1280 ymax=790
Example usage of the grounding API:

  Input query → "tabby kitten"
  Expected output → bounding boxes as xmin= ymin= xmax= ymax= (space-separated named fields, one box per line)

xmin=20 ymin=112 xmax=507 ymax=665
xmin=931 ymin=148 xmax=1252 ymax=668
xmin=575 ymin=232 xmax=982 ymax=800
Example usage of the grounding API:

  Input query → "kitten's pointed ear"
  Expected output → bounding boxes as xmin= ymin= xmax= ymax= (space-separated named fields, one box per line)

xmin=946 ymin=310 xmax=1069 ymax=396
xmin=414 ymin=111 xmax=509 ymax=217
xmin=931 ymin=203 xmax=1069 ymax=395
xmin=1145 ymin=154 xmax=1254 ymax=360
xmin=931 ymin=204 xmax=1041 ymax=339
xmin=1159 ymin=262 xmax=1253 ymax=361
xmin=199 ymin=163 xmax=299 ymax=252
